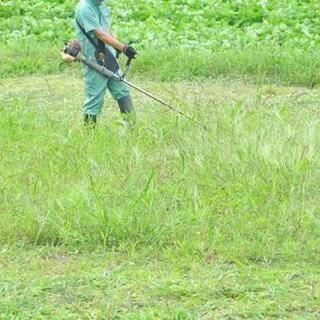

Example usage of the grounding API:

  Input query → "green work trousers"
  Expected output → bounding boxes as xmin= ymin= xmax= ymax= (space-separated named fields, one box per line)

xmin=82 ymin=63 xmax=130 ymax=116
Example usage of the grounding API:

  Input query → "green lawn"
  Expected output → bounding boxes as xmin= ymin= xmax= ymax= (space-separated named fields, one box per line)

xmin=1 ymin=74 xmax=320 ymax=318
xmin=1 ymin=246 xmax=320 ymax=319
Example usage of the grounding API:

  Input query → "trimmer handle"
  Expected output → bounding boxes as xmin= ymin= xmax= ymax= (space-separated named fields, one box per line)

xmin=126 ymin=57 xmax=133 ymax=67
xmin=118 ymin=42 xmax=135 ymax=79
xmin=120 ymin=57 xmax=133 ymax=80
xmin=115 ymin=49 xmax=122 ymax=59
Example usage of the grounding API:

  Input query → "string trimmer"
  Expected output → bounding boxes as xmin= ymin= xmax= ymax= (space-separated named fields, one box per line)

xmin=63 ymin=40 xmax=197 ymax=123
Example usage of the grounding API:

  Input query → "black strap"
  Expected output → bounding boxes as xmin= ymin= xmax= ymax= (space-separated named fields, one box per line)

xmin=76 ymin=18 xmax=120 ymax=73
xmin=76 ymin=19 xmax=100 ymax=52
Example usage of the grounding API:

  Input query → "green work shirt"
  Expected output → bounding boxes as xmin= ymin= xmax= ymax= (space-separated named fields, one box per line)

xmin=75 ymin=0 xmax=112 ymax=58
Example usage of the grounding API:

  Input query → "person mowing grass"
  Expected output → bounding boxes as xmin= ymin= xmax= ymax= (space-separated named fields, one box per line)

xmin=64 ymin=0 xmax=137 ymax=127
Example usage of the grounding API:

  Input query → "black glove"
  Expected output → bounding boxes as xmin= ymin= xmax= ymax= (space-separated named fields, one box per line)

xmin=123 ymin=45 xmax=137 ymax=59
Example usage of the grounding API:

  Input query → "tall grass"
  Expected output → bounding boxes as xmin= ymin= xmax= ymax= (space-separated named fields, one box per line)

xmin=1 ymin=76 xmax=320 ymax=264
xmin=1 ymin=41 xmax=320 ymax=87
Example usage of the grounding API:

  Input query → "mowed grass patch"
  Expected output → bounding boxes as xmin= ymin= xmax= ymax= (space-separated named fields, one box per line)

xmin=1 ymin=75 xmax=320 ymax=265
xmin=1 ymin=246 xmax=320 ymax=319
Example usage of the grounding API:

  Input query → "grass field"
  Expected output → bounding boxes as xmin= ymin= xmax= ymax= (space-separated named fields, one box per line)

xmin=1 ymin=246 xmax=319 ymax=319
xmin=1 ymin=72 xmax=320 ymax=318
xmin=2 ymin=0 xmax=320 ymax=318
xmin=1 ymin=44 xmax=320 ymax=88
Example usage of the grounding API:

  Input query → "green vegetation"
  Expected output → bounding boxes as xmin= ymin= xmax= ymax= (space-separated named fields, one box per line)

xmin=1 ymin=246 xmax=320 ymax=319
xmin=1 ymin=0 xmax=320 ymax=48
xmin=1 ymin=0 xmax=320 ymax=85
xmin=1 ymin=74 xmax=320 ymax=318
xmin=1 ymin=43 xmax=320 ymax=87
xmin=1 ymin=0 xmax=320 ymax=318
xmin=2 ymin=74 xmax=320 ymax=260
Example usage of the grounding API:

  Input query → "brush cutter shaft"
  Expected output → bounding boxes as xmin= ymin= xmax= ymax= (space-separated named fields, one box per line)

xmin=122 ymin=79 xmax=188 ymax=117
xmin=78 ymin=54 xmax=119 ymax=80
xmin=77 ymin=54 xmax=194 ymax=122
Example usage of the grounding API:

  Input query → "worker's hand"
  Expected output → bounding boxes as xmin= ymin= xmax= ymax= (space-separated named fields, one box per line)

xmin=61 ymin=39 xmax=82 ymax=62
xmin=123 ymin=45 xmax=137 ymax=59
xmin=61 ymin=50 xmax=76 ymax=63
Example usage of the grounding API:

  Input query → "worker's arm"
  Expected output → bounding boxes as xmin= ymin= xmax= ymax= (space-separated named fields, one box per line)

xmin=94 ymin=28 xmax=137 ymax=58
xmin=94 ymin=28 xmax=125 ymax=51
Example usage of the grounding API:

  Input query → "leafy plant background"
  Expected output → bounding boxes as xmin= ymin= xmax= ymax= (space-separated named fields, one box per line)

xmin=1 ymin=0 xmax=320 ymax=49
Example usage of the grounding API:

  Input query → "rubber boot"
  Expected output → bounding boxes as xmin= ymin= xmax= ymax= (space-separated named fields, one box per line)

xmin=117 ymin=95 xmax=136 ymax=128
xmin=84 ymin=114 xmax=97 ymax=128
